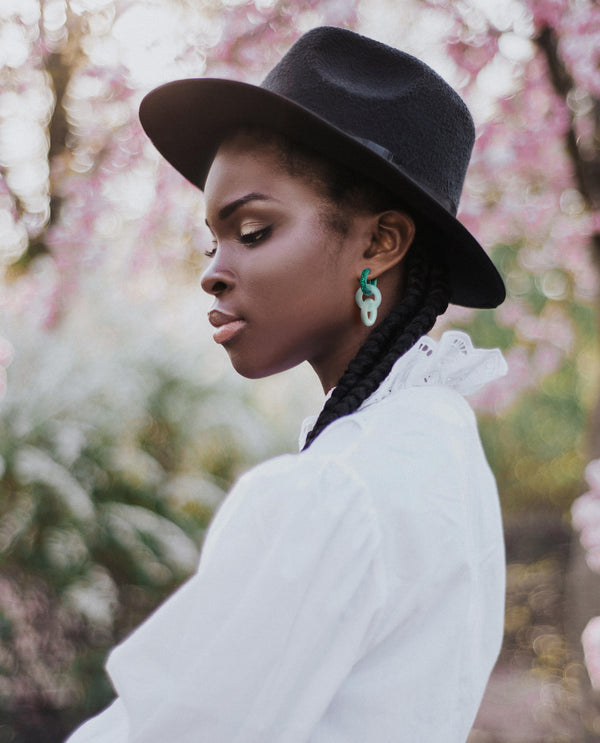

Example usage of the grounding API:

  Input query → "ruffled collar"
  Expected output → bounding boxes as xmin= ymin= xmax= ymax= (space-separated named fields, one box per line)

xmin=298 ymin=330 xmax=507 ymax=450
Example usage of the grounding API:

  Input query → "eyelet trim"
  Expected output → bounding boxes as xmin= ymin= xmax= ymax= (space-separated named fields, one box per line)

xmin=298 ymin=331 xmax=507 ymax=450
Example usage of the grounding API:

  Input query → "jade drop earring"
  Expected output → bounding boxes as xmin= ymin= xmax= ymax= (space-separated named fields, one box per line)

xmin=355 ymin=268 xmax=382 ymax=327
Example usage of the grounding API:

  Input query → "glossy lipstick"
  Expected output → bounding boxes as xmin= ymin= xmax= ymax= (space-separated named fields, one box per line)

xmin=208 ymin=310 xmax=246 ymax=344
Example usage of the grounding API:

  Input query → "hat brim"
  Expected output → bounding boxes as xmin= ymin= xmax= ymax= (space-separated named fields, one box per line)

xmin=139 ymin=78 xmax=505 ymax=309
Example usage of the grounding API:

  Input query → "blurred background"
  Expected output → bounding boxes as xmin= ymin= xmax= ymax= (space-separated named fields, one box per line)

xmin=1 ymin=0 xmax=600 ymax=740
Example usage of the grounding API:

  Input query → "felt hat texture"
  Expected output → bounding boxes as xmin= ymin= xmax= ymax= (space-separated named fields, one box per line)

xmin=139 ymin=26 xmax=505 ymax=308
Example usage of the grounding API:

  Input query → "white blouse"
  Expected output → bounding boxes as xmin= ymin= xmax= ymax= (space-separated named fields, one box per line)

xmin=67 ymin=331 xmax=507 ymax=743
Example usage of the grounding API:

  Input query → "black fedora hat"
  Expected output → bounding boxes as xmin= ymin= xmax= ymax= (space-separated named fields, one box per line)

xmin=139 ymin=26 xmax=505 ymax=309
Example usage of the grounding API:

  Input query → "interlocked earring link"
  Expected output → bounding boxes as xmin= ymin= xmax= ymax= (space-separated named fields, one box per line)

xmin=355 ymin=268 xmax=382 ymax=327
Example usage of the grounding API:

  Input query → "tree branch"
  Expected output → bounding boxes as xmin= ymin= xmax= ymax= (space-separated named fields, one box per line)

xmin=536 ymin=26 xmax=600 ymax=212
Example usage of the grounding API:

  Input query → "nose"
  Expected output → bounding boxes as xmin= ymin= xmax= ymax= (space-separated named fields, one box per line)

xmin=200 ymin=253 xmax=236 ymax=296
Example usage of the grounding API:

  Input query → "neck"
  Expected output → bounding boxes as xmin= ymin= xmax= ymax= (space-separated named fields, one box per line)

xmin=310 ymin=327 xmax=371 ymax=393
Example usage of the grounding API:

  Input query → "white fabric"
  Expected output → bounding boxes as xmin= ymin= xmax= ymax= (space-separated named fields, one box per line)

xmin=67 ymin=330 xmax=507 ymax=743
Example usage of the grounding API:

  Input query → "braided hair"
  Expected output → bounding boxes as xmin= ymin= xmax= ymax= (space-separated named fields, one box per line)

xmin=214 ymin=127 xmax=452 ymax=449
xmin=302 ymin=252 xmax=450 ymax=449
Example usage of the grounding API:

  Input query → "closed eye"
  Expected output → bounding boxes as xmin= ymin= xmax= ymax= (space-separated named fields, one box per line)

xmin=203 ymin=240 xmax=217 ymax=258
xmin=203 ymin=226 xmax=273 ymax=258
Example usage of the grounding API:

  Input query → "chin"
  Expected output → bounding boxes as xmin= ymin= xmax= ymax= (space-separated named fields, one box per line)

xmin=227 ymin=351 xmax=300 ymax=380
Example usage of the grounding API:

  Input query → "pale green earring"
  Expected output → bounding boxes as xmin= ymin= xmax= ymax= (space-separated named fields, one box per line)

xmin=355 ymin=268 xmax=382 ymax=327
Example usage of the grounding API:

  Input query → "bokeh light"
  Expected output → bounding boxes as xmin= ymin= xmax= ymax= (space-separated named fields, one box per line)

xmin=1 ymin=0 xmax=600 ymax=740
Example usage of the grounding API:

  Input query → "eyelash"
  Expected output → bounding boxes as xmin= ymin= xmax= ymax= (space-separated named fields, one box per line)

xmin=203 ymin=226 xmax=272 ymax=258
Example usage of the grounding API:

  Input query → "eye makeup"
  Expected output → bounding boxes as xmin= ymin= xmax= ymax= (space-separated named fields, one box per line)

xmin=238 ymin=225 xmax=272 ymax=245
xmin=203 ymin=224 xmax=273 ymax=258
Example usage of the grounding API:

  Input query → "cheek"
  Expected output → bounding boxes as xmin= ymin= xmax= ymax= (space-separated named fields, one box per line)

xmin=269 ymin=264 xmax=357 ymax=340
xmin=281 ymin=223 xmax=350 ymax=288
xmin=248 ymin=230 xmax=329 ymax=302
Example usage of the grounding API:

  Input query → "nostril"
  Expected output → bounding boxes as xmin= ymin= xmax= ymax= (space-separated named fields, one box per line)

xmin=200 ymin=264 xmax=233 ymax=295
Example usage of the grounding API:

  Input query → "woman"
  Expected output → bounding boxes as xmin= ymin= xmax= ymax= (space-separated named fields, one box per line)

xmin=67 ymin=26 xmax=507 ymax=743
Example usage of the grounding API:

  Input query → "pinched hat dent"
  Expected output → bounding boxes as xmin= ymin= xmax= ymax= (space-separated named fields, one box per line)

xmin=139 ymin=26 xmax=505 ymax=309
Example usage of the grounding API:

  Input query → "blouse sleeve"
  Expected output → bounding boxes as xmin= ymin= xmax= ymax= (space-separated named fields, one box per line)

xmin=67 ymin=454 xmax=387 ymax=743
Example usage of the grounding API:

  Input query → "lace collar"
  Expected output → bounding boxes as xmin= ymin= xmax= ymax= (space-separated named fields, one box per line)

xmin=298 ymin=330 xmax=507 ymax=450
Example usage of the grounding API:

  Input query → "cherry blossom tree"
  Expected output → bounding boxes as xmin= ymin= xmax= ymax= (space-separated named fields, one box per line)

xmin=2 ymin=0 xmax=600 ymax=739
xmin=418 ymin=0 xmax=600 ymax=515
xmin=435 ymin=0 xmax=600 ymax=733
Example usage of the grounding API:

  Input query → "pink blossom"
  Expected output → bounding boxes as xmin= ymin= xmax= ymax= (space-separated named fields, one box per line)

xmin=447 ymin=35 xmax=499 ymax=78
xmin=585 ymin=459 xmax=600 ymax=492
xmin=528 ymin=0 xmax=569 ymax=34
xmin=496 ymin=299 xmax=528 ymax=328
xmin=560 ymin=4 xmax=600 ymax=95
xmin=469 ymin=346 xmax=531 ymax=414
xmin=531 ymin=343 xmax=562 ymax=376
xmin=571 ymin=473 xmax=600 ymax=576
xmin=591 ymin=212 xmax=600 ymax=232
xmin=582 ymin=616 xmax=600 ymax=689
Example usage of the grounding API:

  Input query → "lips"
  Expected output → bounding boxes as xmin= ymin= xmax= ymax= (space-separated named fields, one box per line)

xmin=208 ymin=309 xmax=246 ymax=344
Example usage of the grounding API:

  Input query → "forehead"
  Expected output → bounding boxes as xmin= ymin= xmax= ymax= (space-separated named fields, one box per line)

xmin=204 ymin=136 xmax=327 ymax=217
xmin=205 ymin=138 xmax=283 ymax=195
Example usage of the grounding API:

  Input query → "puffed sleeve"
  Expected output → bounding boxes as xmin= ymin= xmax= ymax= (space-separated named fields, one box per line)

xmin=67 ymin=453 xmax=387 ymax=743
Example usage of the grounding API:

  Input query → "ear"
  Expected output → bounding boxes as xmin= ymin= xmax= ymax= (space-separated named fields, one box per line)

xmin=363 ymin=210 xmax=415 ymax=277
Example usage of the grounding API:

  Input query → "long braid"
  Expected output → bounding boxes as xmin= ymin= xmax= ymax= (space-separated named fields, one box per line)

xmin=302 ymin=255 xmax=450 ymax=450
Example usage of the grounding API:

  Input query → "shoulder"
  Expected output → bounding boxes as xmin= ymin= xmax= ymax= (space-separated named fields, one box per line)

xmin=302 ymin=385 xmax=497 ymax=528
xmin=198 ymin=450 xmax=388 ymax=619
xmin=204 ymin=450 xmax=383 ymax=563
xmin=239 ymin=451 xmax=378 ymax=531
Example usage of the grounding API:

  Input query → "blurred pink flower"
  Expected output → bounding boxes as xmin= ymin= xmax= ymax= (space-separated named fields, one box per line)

xmin=571 ymin=462 xmax=600 ymax=578
xmin=560 ymin=4 xmax=600 ymax=96
xmin=469 ymin=346 xmax=530 ymax=414
xmin=585 ymin=459 xmax=600 ymax=493
xmin=582 ymin=616 xmax=600 ymax=689
xmin=529 ymin=0 xmax=569 ymax=33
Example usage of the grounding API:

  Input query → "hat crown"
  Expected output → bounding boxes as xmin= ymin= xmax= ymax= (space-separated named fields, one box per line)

xmin=262 ymin=27 xmax=475 ymax=215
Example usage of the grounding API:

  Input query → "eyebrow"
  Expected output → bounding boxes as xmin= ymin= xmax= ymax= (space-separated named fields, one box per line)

xmin=208 ymin=192 xmax=273 ymax=225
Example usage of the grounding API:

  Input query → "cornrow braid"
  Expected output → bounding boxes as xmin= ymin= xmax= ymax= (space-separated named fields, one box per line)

xmin=302 ymin=254 xmax=450 ymax=450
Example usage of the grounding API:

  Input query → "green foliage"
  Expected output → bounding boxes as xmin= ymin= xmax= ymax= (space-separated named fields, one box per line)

xmin=479 ymin=389 xmax=587 ymax=512
xmin=0 ymin=322 xmax=276 ymax=740
xmin=454 ymin=241 xmax=598 ymax=513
